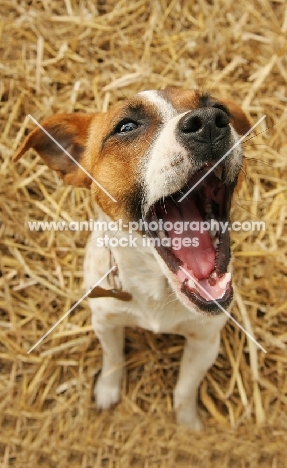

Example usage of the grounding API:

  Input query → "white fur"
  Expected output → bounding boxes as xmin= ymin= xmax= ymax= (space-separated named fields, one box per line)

xmin=137 ymin=90 xmax=177 ymax=122
xmin=144 ymin=112 xmax=191 ymax=208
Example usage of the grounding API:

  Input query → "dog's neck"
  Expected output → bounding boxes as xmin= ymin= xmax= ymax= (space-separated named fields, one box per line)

xmin=88 ymin=203 xmax=169 ymax=302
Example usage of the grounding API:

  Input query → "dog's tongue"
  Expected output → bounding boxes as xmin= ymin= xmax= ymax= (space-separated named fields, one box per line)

xmin=157 ymin=198 xmax=215 ymax=280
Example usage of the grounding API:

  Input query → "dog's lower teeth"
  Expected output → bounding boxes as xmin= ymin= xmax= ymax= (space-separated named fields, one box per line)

xmin=213 ymin=238 xmax=219 ymax=248
xmin=187 ymin=279 xmax=195 ymax=289
xmin=218 ymin=272 xmax=231 ymax=288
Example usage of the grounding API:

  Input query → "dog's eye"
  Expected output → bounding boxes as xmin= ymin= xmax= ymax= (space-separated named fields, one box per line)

xmin=116 ymin=120 xmax=139 ymax=134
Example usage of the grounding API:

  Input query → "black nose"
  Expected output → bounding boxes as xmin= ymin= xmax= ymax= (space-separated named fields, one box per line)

xmin=178 ymin=107 xmax=230 ymax=143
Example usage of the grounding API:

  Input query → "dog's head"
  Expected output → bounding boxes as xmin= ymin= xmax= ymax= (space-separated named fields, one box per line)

xmin=14 ymin=87 xmax=250 ymax=315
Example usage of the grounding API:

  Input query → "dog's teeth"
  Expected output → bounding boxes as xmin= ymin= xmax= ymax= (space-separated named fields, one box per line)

xmin=204 ymin=203 xmax=212 ymax=215
xmin=218 ymin=272 xmax=231 ymax=288
xmin=214 ymin=165 xmax=223 ymax=180
xmin=205 ymin=213 xmax=215 ymax=222
xmin=212 ymin=237 xmax=219 ymax=249
xmin=208 ymin=228 xmax=217 ymax=238
xmin=187 ymin=279 xmax=195 ymax=289
xmin=208 ymin=270 xmax=217 ymax=285
xmin=157 ymin=229 xmax=165 ymax=240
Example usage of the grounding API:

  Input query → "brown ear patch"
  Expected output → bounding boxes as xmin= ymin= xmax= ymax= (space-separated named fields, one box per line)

xmin=14 ymin=113 xmax=95 ymax=187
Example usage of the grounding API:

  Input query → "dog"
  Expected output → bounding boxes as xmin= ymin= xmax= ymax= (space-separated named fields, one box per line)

xmin=14 ymin=87 xmax=250 ymax=430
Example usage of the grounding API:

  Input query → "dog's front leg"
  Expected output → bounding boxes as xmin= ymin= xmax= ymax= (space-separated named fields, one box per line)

xmin=93 ymin=317 xmax=125 ymax=410
xmin=173 ymin=327 xmax=222 ymax=430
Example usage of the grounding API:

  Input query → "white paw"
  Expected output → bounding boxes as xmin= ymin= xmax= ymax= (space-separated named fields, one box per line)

xmin=94 ymin=374 xmax=121 ymax=410
xmin=176 ymin=408 xmax=203 ymax=431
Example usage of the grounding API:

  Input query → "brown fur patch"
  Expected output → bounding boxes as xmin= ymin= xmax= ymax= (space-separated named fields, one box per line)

xmin=161 ymin=88 xmax=201 ymax=112
xmin=13 ymin=113 xmax=95 ymax=187
xmin=84 ymin=97 xmax=162 ymax=221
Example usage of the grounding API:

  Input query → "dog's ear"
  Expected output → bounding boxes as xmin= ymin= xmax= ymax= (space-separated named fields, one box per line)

xmin=13 ymin=114 xmax=95 ymax=187
xmin=220 ymin=99 xmax=251 ymax=135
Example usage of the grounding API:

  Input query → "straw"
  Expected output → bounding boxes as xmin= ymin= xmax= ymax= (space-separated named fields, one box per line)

xmin=1 ymin=0 xmax=286 ymax=466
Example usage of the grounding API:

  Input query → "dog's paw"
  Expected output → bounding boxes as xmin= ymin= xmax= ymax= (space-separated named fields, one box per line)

xmin=175 ymin=407 xmax=203 ymax=431
xmin=94 ymin=374 xmax=121 ymax=410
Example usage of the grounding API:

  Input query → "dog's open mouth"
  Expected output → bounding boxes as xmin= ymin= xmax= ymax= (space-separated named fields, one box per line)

xmin=145 ymin=163 xmax=233 ymax=312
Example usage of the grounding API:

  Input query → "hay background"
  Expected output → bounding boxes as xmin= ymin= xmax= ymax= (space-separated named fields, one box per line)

xmin=0 ymin=0 xmax=287 ymax=466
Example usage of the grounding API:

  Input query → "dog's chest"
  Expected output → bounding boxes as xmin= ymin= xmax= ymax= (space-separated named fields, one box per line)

xmin=84 ymin=233 xmax=199 ymax=335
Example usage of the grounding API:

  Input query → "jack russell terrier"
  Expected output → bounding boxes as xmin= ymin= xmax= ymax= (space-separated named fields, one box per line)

xmin=14 ymin=87 xmax=250 ymax=430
